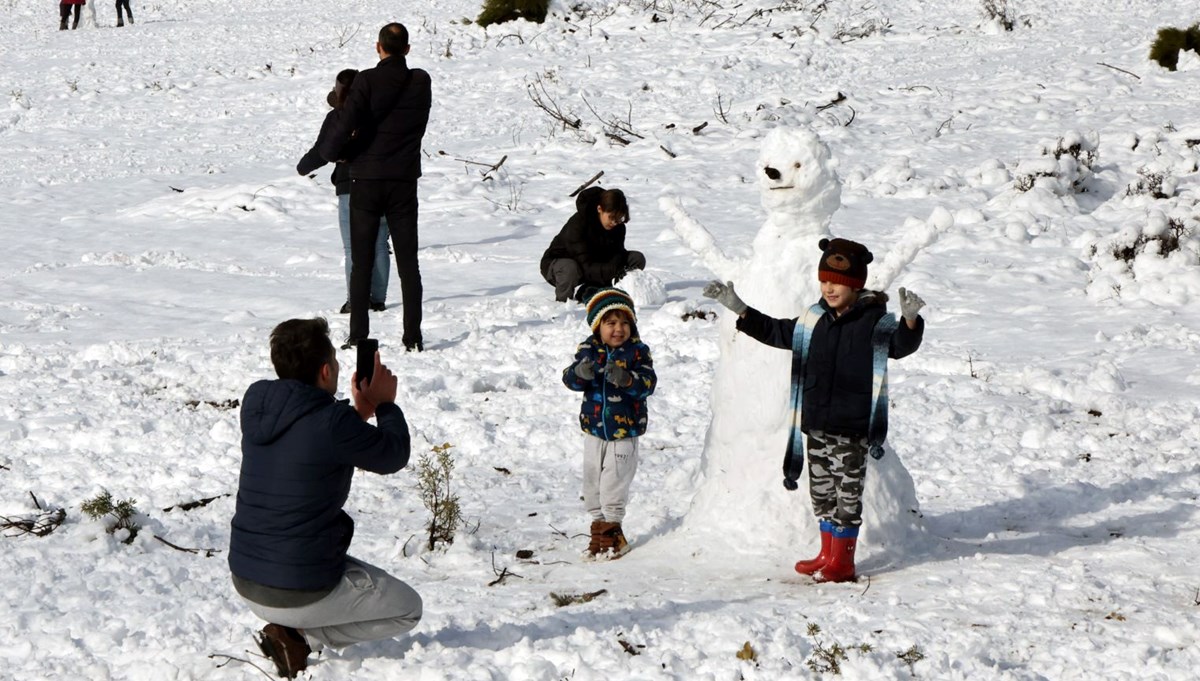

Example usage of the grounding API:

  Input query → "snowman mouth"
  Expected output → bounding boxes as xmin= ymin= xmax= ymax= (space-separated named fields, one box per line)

xmin=768 ymin=185 xmax=795 ymax=190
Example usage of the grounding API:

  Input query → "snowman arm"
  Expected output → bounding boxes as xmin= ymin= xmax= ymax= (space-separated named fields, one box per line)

xmin=659 ymin=196 xmax=737 ymax=280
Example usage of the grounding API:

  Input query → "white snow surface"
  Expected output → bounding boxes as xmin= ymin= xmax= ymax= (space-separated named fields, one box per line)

xmin=3 ymin=1 xmax=1200 ymax=679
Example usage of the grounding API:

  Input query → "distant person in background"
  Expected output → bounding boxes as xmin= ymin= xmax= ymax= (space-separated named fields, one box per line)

xmin=115 ymin=0 xmax=132 ymax=26
xmin=59 ymin=0 xmax=85 ymax=30
xmin=230 ymin=318 xmax=421 ymax=678
xmin=320 ymin=22 xmax=432 ymax=352
xmin=541 ymin=186 xmax=645 ymax=303
xmin=298 ymin=68 xmax=391 ymax=316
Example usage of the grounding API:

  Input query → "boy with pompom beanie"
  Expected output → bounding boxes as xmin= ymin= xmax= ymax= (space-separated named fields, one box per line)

xmin=704 ymin=237 xmax=927 ymax=583
xmin=562 ymin=288 xmax=657 ymax=558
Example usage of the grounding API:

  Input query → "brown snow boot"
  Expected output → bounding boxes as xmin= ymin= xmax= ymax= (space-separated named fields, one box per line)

xmin=256 ymin=623 xmax=311 ymax=678
xmin=586 ymin=519 xmax=609 ymax=556
xmin=603 ymin=522 xmax=628 ymax=558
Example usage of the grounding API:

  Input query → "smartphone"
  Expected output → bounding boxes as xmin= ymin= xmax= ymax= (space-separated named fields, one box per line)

xmin=356 ymin=338 xmax=379 ymax=389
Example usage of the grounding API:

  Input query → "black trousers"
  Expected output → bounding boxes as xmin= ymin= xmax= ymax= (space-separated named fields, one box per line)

xmin=349 ymin=179 xmax=422 ymax=345
xmin=60 ymin=4 xmax=81 ymax=28
xmin=116 ymin=0 xmax=132 ymax=21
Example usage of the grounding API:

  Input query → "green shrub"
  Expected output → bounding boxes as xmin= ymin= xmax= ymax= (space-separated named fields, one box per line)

xmin=1150 ymin=24 xmax=1200 ymax=71
xmin=81 ymin=490 xmax=142 ymax=543
xmin=416 ymin=443 xmax=463 ymax=550
xmin=477 ymin=0 xmax=551 ymax=28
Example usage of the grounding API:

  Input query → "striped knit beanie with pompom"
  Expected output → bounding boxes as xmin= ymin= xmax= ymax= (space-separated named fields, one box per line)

xmin=585 ymin=288 xmax=637 ymax=332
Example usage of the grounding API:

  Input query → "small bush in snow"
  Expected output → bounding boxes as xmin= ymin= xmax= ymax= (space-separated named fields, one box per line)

xmin=1110 ymin=217 xmax=1189 ymax=263
xmin=1013 ymin=132 xmax=1099 ymax=195
xmin=1124 ymin=167 xmax=1176 ymax=199
xmin=979 ymin=0 xmax=1027 ymax=31
xmin=416 ymin=443 xmax=463 ymax=551
xmin=1149 ymin=24 xmax=1200 ymax=71
xmin=477 ymin=0 xmax=550 ymax=27
xmin=804 ymin=622 xmax=872 ymax=675
xmin=81 ymin=490 xmax=142 ymax=543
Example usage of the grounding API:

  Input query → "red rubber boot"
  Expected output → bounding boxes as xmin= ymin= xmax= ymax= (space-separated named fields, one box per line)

xmin=814 ymin=527 xmax=858 ymax=583
xmin=795 ymin=520 xmax=834 ymax=575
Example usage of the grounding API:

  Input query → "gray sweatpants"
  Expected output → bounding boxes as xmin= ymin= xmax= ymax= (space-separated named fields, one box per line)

xmin=242 ymin=556 xmax=422 ymax=650
xmin=582 ymin=434 xmax=640 ymax=522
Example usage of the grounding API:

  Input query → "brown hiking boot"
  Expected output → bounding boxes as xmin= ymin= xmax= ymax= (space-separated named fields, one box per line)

xmin=256 ymin=623 xmax=311 ymax=678
xmin=586 ymin=519 xmax=609 ymax=556
xmin=605 ymin=523 xmax=629 ymax=558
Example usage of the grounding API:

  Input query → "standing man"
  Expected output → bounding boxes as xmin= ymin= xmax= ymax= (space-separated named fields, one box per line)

xmin=321 ymin=23 xmax=432 ymax=352
xmin=230 ymin=318 xmax=421 ymax=678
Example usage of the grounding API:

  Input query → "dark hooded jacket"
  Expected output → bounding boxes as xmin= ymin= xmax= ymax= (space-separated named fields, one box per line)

xmin=540 ymin=186 xmax=630 ymax=286
xmin=318 ymin=55 xmax=431 ymax=181
xmin=297 ymin=107 xmax=354 ymax=195
xmin=229 ymin=379 xmax=410 ymax=592
xmin=736 ymin=291 xmax=923 ymax=436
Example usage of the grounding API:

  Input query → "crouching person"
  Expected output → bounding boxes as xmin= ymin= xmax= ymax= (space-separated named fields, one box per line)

xmin=229 ymin=318 xmax=421 ymax=678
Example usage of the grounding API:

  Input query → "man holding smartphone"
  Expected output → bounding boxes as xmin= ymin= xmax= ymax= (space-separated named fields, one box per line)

xmin=229 ymin=318 xmax=420 ymax=678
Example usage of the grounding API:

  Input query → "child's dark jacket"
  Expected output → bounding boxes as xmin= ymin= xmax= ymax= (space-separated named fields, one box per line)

xmin=736 ymin=292 xmax=923 ymax=437
xmin=229 ymin=379 xmax=410 ymax=593
xmin=563 ymin=335 xmax=656 ymax=440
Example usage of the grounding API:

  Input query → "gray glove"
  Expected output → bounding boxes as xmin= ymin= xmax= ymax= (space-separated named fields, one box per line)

xmin=703 ymin=280 xmax=748 ymax=315
xmin=605 ymin=364 xmax=633 ymax=388
xmin=898 ymin=287 xmax=925 ymax=322
xmin=573 ymin=358 xmax=596 ymax=381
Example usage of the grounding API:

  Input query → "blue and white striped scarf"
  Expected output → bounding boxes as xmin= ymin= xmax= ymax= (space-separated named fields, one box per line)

xmin=782 ymin=304 xmax=898 ymax=491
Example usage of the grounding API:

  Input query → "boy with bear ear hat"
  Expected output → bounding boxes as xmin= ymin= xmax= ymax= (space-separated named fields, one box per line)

xmin=704 ymin=237 xmax=926 ymax=583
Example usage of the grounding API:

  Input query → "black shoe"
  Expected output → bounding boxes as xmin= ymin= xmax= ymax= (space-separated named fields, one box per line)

xmin=338 ymin=301 xmax=351 ymax=314
xmin=370 ymin=300 xmax=386 ymax=312
xmin=574 ymin=285 xmax=600 ymax=303
xmin=341 ymin=337 xmax=363 ymax=350
xmin=404 ymin=340 xmax=423 ymax=353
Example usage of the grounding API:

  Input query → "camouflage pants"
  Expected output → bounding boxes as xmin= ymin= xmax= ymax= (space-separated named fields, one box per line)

xmin=806 ymin=430 xmax=868 ymax=527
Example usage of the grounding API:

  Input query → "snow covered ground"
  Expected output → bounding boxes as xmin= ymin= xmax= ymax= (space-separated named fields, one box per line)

xmin=2 ymin=0 xmax=1199 ymax=678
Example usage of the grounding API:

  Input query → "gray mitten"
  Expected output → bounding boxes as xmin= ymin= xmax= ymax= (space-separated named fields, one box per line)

xmin=898 ymin=287 xmax=925 ymax=322
xmin=703 ymin=280 xmax=748 ymax=315
xmin=574 ymin=358 xmax=596 ymax=381
xmin=605 ymin=364 xmax=633 ymax=388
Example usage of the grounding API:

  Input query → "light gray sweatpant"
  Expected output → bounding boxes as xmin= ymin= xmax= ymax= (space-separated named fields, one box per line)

xmin=582 ymin=434 xmax=640 ymax=522
xmin=242 ymin=556 xmax=422 ymax=650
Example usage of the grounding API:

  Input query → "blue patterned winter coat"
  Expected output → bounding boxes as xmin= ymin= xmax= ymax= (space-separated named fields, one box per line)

xmin=562 ymin=335 xmax=656 ymax=440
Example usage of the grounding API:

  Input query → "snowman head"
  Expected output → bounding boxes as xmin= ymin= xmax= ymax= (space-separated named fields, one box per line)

xmin=757 ymin=127 xmax=841 ymax=221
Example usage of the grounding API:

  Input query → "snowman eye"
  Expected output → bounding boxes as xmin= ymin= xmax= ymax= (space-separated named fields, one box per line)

xmin=794 ymin=162 xmax=802 ymax=169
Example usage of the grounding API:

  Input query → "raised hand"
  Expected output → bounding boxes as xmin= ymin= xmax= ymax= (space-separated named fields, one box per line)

xmin=898 ymin=287 xmax=925 ymax=322
xmin=703 ymin=280 xmax=748 ymax=315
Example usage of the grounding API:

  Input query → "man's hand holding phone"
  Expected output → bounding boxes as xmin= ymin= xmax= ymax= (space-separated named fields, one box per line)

xmin=351 ymin=340 xmax=397 ymax=420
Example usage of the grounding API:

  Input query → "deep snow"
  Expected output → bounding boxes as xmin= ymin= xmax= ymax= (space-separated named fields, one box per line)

xmin=1 ymin=0 xmax=1199 ymax=679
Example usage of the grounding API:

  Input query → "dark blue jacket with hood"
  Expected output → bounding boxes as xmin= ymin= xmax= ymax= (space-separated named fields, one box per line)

xmin=229 ymin=379 xmax=410 ymax=591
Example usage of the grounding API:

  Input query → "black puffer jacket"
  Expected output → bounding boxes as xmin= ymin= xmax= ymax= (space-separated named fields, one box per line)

xmin=319 ymin=55 xmax=432 ymax=181
xmin=229 ymin=379 xmax=410 ymax=591
xmin=297 ymin=108 xmax=353 ymax=195
xmin=736 ymin=292 xmax=923 ymax=436
xmin=540 ymin=186 xmax=629 ymax=285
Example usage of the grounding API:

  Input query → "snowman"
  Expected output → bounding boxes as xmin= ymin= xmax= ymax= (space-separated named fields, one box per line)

xmin=660 ymin=127 xmax=927 ymax=573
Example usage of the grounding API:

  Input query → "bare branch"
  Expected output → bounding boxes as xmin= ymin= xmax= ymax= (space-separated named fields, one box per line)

xmin=569 ymin=171 xmax=605 ymax=197
xmin=526 ymin=76 xmax=581 ymax=130
xmin=1097 ymin=62 xmax=1141 ymax=80
xmin=153 ymin=534 xmax=220 ymax=557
